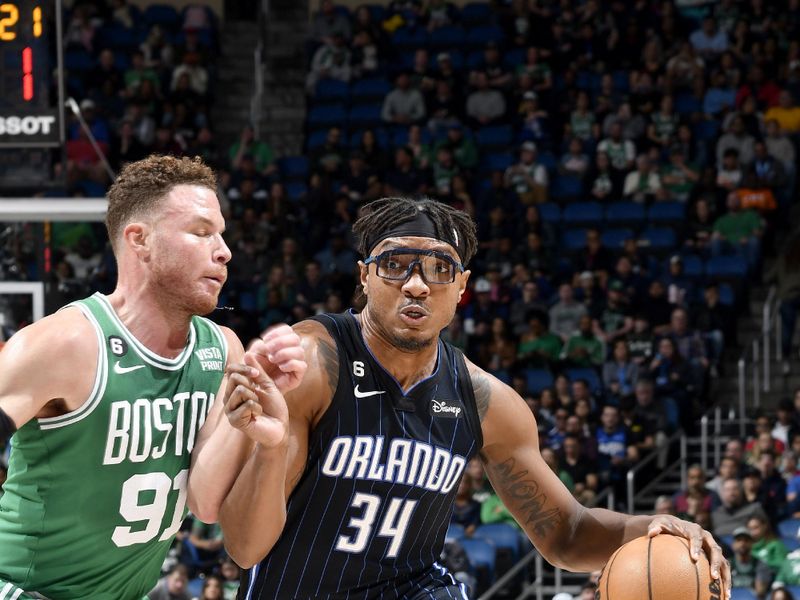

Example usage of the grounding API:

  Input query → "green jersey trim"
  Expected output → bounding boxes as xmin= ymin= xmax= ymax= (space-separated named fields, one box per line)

xmin=201 ymin=317 xmax=228 ymax=366
xmin=93 ymin=293 xmax=197 ymax=371
xmin=38 ymin=303 xmax=108 ymax=430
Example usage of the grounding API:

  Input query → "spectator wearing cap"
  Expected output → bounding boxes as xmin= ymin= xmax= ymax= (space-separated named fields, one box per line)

xmin=69 ymin=99 xmax=111 ymax=145
xmin=729 ymin=525 xmax=773 ymax=597
xmin=597 ymin=121 xmax=636 ymax=187
xmin=518 ymin=91 xmax=549 ymax=145
xmin=712 ymin=477 xmax=769 ymax=537
xmin=593 ymin=281 xmax=633 ymax=345
xmin=382 ymin=73 xmax=426 ymax=125
xmin=462 ymin=277 xmax=506 ymax=338
xmin=549 ymin=283 xmax=588 ymax=343
xmin=503 ymin=141 xmax=548 ymax=204
xmin=711 ymin=191 xmax=764 ymax=271
xmin=433 ymin=52 xmax=463 ymax=98
xmin=562 ymin=314 xmax=604 ymax=368
xmin=662 ymin=258 xmax=694 ymax=308
xmin=465 ymin=71 xmax=506 ymax=127
xmin=623 ymin=154 xmax=667 ymax=203
xmin=575 ymin=271 xmax=604 ymax=316
xmin=661 ymin=144 xmax=700 ymax=203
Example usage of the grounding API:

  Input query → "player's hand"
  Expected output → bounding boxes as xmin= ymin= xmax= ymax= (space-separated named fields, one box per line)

xmin=223 ymin=358 xmax=289 ymax=449
xmin=647 ymin=515 xmax=731 ymax=600
xmin=247 ymin=324 xmax=307 ymax=394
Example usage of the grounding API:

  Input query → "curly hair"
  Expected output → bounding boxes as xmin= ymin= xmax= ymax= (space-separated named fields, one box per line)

xmin=352 ymin=197 xmax=478 ymax=265
xmin=106 ymin=155 xmax=217 ymax=251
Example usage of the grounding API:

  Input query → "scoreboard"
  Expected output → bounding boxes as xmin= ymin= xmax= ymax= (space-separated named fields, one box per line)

xmin=0 ymin=0 xmax=63 ymax=148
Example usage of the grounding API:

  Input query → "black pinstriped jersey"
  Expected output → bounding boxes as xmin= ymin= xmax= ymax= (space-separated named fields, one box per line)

xmin=239 ymin=310 xmax=483 ymax=599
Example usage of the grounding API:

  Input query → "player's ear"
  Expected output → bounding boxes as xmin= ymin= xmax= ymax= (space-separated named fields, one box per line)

xmin=358 ymin=260 xmax=369 ymax=294
xmin=123 ymin=221 xmax=151 ymax=258
xmin=456 ymin=269 xmax=470 ymax=302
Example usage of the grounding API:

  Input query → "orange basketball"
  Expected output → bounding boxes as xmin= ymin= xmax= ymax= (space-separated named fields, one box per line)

xmin=597 ymin=535 xmax=721 ymax=600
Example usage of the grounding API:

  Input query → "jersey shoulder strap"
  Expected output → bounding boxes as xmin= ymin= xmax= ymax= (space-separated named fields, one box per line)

xmin=446 ymin=343 xmax=483 ymax=451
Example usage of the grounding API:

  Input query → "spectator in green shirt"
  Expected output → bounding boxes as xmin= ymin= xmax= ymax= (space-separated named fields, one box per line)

xmin=124 ymin=50 xmax=161 ymax=97
xmin=748 ymin=514 xmax=789 ymax=573
xmin=711 ymin=191 xmax=764 ymax=270
xmin=562 ymin=314 xmax=605 ymax=367
xmin=228 ymin=125 xmax=277 ymax=175
xmin=517 ymin=311 xmax=563 ymax=368
xmin=773 ymin=549 xmax=800 ymax=587
xmin=660 ymin=145 xmax=700 ymax=202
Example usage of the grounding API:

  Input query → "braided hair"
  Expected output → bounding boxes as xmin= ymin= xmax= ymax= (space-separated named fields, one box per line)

xmin=352 ymin=197 xmax=478 ymax=266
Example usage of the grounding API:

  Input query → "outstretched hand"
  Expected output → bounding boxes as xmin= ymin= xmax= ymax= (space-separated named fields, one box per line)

xmin=648 ymin=516 xmax=731 ymax=600
xmin=223 ymin=355 xmax=289 ymax=449
xmin=247 ymin=324 xmax=307 ymax=394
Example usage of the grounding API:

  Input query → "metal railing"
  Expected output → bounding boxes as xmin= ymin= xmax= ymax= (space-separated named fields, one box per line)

xmin=699 ymin=406 xmax=723 ymax=474
xmin=736 ymin=285 xmax=780 ymax=437
xmin=249 ymin=1 xmax=267 ymax=137
xmin=478 ymin=488 xmax=615 ymax=600
xmin=626 ymin=428 xmax=687 ymax=514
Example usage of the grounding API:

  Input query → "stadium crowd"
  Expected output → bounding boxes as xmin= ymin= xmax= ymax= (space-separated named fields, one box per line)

xmin=2 ymin=0 xmax=800 ymax=598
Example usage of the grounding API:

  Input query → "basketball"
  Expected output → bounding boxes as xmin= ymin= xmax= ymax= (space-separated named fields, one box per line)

xmin=597 ymin=535 xmax=721 ymax=600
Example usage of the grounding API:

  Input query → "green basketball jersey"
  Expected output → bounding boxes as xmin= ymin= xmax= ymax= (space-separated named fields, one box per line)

xmin=0 ymin=293 xmax=227 ymax=599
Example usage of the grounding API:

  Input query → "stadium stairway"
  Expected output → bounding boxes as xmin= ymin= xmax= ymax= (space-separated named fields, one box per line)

xmin=630 ymin=267 xmax=799 ymax=515
xmin=212 ymin=1 xmax=307 ymax=156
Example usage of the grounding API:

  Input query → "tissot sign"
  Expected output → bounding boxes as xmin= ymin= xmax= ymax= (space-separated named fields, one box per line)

xmin=0 ymin=110 xmax=60 ymax=147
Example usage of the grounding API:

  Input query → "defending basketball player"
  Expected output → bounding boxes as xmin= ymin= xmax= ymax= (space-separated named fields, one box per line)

xmin=222 ymin=197 xmax=731 ymax=599
xmin=0 ymin=156 xmax=305 ymax=599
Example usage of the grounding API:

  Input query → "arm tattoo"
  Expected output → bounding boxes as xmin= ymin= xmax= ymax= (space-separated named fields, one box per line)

xmin=470 ymin=371 xmax=491 ymax=422
xmin=489 ymin=457 xmax=563 ymax=539
xmin=317 ymin=337 xmax=340 ymax=396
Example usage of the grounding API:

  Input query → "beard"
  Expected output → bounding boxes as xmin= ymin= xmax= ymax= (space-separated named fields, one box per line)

xmin=151 ymin=261 xmax=221 ymax=317
xmin=387 ymin=330 xmax=436 ymax=352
